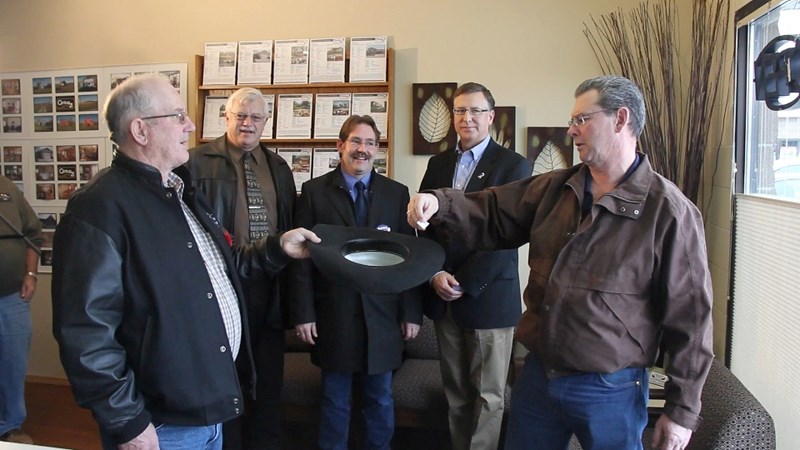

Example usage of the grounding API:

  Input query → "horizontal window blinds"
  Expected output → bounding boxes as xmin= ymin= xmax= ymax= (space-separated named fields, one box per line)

xmin=731 ymin=194 xmax=800 ymax=447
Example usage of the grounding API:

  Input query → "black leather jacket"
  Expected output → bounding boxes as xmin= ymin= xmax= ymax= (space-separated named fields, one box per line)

xmin=188 ymin=136 xmax=295 ymax=329
xmin=52 ymin=153 xmax=291 ymax=444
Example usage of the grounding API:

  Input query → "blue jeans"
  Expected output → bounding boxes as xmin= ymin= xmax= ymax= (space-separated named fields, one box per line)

xmin=100 ymin=423 xmax=222 ymax=450
xmin=319 ymin=370 xmax=394 ymax=450
xmin=0 ymin=292 xmax=31 ymax=436
xmin=505 ymin=353 xmax=648 ymax=450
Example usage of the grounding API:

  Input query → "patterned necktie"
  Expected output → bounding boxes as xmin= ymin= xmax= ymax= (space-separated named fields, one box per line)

xmin=242 ymin=152 xmax=269 ymax=240
xmin=354 ymin=180 xmax=368 ymax=227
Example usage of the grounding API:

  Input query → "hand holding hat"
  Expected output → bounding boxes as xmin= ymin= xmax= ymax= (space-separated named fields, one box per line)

xmin=280 ymin=227 xmax=321 ymax=259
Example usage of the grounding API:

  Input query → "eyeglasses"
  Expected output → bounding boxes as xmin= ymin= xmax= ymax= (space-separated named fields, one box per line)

xmin=567 ymin=109 xmax=615 ymax=127
xmin=229 ymin=112 xmax=266 ymax=124
xmin=140 ymin=112 xmax=188 ymax=124
xmin=453 ymin=108 xmax=490 ymax=116
xmin=346 ymin=137 xmax=378 ymax=149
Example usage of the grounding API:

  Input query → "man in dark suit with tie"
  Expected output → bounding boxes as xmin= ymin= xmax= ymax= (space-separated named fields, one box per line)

xmin=418 ymin=82 xmax=532 ymax=450
xmin=290 ymin=115 xmax=422 ymax=450
xmin=188 ymin=87 xmax=295 ymax=450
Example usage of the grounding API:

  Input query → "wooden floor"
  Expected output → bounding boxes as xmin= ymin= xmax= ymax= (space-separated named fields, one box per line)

xmin=22 ymin=381 xmax=450 ymax=450
xmin=23 ymin=381 xmax=101 ymax=450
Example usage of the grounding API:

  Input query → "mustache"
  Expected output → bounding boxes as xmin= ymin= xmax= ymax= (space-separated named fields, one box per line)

xmin=353 ymin=151 xmax=369 ymax=159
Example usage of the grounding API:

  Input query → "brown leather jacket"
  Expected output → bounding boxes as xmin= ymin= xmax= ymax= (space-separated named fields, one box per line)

xmin=429 ymin=153 xmax=713 ymax=431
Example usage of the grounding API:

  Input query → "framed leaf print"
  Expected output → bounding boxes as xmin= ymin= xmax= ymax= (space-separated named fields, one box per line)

xmin=412 ymin=82 xmax=457 ymax=155
xmin=527 ymin=127 xmax=573 ymax=174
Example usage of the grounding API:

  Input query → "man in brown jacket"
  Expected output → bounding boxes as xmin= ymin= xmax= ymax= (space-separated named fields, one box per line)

xmin=407 ymin=75 xmax=713 ymax=450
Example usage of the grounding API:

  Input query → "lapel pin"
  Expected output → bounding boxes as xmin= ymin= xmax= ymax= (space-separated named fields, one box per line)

xmin=477 ymin=172 xmax=485 ymax=179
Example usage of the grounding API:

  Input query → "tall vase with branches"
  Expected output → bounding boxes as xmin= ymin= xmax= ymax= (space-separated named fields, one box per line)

xmin=584 ymin=0 xmax=730 ymax=204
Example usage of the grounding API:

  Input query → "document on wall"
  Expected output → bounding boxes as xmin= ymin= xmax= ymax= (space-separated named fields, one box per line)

xmin=273 ymin=39 xmax=310 ymax=84
xmin=312 ymin=148 xmax=339 ymax=179
xmin=309 ymin=37 xmax=345 ymax=83
xmin=349 ymin=36 xmax=387 ymax=82
xmin=202 ymin=96 xmax=229 ymax=139
xmin=276 ymin=93 xmax=312 ymax=138
xmin=202 ymin=42 xmax=238 ymax=85
xmin=314 ymin=93 xmax=351 ymax=138
xmin=261 ymin=94 xmax=276 ymax=139
xmin=237 ymin=40 xmax=273 ymax=85
xmin=352 ymin=93 xmax=388 ymax=139
xmin=374 ymin=147 xmax=389 ymax=175
xmin=277 ymin=148 xmax=312 ymax=192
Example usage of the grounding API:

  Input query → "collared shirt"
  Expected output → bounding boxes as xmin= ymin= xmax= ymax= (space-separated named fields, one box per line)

xmin=453 ymin=135 xmax=491 ymax=190
xmin=342 ymin=169 xmax=373 ymax=202
xmin=227 ymin=142 xmax=278 ymax=246
xmin=166 ymin=172 xmax=241 ymax=359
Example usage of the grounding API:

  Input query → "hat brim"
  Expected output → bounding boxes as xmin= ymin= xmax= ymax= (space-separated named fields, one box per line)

xmin=308 ymin=223 xmax=445 ymax=294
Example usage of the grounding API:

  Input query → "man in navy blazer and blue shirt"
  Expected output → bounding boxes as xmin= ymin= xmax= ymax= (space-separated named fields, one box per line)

xmin=419 ymin=82 xmax=532 ymax=450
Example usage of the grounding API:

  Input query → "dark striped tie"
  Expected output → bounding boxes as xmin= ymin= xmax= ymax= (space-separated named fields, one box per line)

xmin=242 ymin=152 xmax=269 ymax=240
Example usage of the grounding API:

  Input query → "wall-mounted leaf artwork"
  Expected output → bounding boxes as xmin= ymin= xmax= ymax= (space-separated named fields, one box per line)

xmin=527 ymin=127 xmax=573 ymax=175
xmin=412 ymin=82 xmax=457 ymax=155
xmin=490 ymin=106 xmax=515 ymax=151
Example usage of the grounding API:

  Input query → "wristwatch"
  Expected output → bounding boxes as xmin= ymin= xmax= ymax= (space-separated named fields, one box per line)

xmin=25 ymin=271 xmax=38 ymax=280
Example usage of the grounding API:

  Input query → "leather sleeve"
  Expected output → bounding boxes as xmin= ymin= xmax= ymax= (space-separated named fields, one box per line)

xmin=51 ymin=215 xmax=151 ymax=444
xmin=231 ymin=233 xmax=290 ymax=281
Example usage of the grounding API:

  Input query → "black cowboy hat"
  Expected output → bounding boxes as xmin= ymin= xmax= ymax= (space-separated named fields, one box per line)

xmin=307 ymin=223 xmax=445 ymax=294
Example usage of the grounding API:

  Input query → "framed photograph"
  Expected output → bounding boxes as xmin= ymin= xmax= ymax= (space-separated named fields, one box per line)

xmin=57 ymin=164 xmax=77 ymax=181
xmin=34 ymin=146 xmax=54 ymax=162
xmin=526 ymin=127 xmax=573 ymax=175
xmin=2 ymin=117 xmax=22 ymax=133
xmin=2 ymin=79 xmax=21 ymax=96
xmin=56 ymin=145 xmax=76 ymax=162
xmin=54 ymin=76 xmax=75 ymax=93
xmin=32 ymin=77 xmax=52 ymax=95
xmin=34 ymin=96 xmax=53 ymax=113
xmin=161 ymin=70 xmax=181 ymax=89
xmin=57 ymin=115 xmax=76 ymax=132
xmin=78 ymin=94 xmax=98 ymax=111
xmin=79 ymin=114 xmax=99 ymax=131
xmin=77 ymin=74 xmax=98 ymax=92
xmin=3 ymin=165 xmax=23 ymax=181
xmin=35 ymin=165 xmax=55 ymax=181
xmin=37 ymin=212 xmax=58 ymax=229
xmin=110 ymin=73 xmax=130 ymax=90
xmin=55 ymin=96 xmax=75 ymax=112
xmin=36 ymin=183 xmax=56 ymax=200
xmin=412 ymin=82 xmax=458 ymax=155
xmin=34 ymin=116 xmax=54 ymax=133
xmin=57 ymin=183 xmax=78 ymax=200
xmin=79 ymin=144 xmax=99 ymax=161
xmin=3 ymin=146 xmax=22 ymax=162
xmin=79 ymin=163 xmax=99 ymax=181
xmin=2 ymin=98 xmax=21 ymax=114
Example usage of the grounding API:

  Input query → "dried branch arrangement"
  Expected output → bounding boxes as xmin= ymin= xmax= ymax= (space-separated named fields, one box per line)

xmin=584 ymin=0 xmax=730 ymax=203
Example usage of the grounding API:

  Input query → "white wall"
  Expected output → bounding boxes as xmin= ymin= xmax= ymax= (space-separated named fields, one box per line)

xmin=2 ymin=0 xmax=732 ymax=378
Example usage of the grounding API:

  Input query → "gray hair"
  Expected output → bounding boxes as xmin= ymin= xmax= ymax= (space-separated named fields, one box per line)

xmin=225 ymin=87 xmax=268 ymax=116
xmin=575 ymin=76 xmax=646 ymax=137
xmin=103 ymin=73 xmax=167 ymax=144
